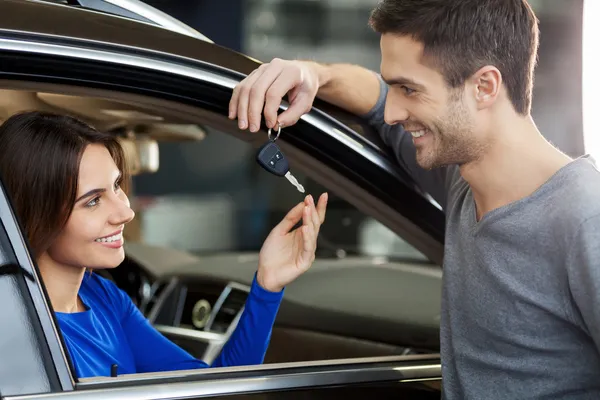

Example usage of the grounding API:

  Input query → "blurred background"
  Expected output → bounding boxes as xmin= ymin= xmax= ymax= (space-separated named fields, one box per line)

xmin=143 ymin=0 xmax=585 ymax=156
xmin=130 ymin=0 xmax=587 ymax=262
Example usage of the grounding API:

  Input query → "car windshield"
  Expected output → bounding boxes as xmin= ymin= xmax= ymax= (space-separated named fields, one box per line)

xmin=130 ymin=127 xmax=430 ymax=264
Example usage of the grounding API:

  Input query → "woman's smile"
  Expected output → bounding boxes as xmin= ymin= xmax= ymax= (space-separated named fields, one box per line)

xmin=94 ymin=230 xmax=124 ymax=248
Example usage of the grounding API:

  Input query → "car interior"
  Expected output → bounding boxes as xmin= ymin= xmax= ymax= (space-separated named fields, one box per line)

xmin=0 ymin=83 xmax=442 ymax=377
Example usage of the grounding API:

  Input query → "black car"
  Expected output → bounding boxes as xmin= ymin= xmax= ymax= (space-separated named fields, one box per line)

xmin=0 ymin=0 xmax=445 ymax=398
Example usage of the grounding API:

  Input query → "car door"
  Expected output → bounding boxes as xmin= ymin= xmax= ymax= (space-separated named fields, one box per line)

xmin=0 ymin=1 xmax=444 ymax=398
xmin=0 ymin=196 xmax=442 ymax=399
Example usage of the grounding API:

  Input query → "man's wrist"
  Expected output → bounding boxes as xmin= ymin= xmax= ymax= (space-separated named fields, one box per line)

xmin=300 ymin=61 xmax=331 ymax=90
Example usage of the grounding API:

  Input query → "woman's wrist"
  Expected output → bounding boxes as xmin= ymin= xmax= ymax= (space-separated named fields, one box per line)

xmin=256 ymin=269 xmax=283 ymax=293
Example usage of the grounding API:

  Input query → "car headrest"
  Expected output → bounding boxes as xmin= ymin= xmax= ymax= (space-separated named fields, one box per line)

xmin=117 ymin=137 xmax=159 ymax=175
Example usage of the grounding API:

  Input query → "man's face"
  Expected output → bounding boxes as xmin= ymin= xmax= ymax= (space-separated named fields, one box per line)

xmin=380 ymin=34 xmax=486 ymax=170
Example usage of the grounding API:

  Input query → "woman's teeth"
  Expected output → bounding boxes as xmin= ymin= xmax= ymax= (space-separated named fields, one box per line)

xmin=95 ymin=234 xmax=122 ymax=243
xmin=410 ymin=129 xmax=427 ymax=138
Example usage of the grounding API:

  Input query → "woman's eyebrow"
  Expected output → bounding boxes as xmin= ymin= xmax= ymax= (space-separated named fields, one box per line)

xmin=75 ymin=188 xmax=105 ymax=203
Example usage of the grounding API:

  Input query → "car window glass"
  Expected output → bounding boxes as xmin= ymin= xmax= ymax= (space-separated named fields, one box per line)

xmin=129 ymin=127 xmax=430 ymax=263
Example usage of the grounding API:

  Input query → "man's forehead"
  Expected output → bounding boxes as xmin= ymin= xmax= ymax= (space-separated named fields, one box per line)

xmin=381 ymin=35 xmax=423 ymax=73
xmin=381 ymin=33 xmax=424 ymax=62
xmin=380 ymin=34 xmax=445 ymax=89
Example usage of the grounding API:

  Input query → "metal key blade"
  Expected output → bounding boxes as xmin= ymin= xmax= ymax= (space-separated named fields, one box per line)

xmin=285 ymin=171 xmax=305 ymax=193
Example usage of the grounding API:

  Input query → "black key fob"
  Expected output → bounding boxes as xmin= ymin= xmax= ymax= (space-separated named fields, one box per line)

xmin=256 ymin=140 xmax=289 ymax=177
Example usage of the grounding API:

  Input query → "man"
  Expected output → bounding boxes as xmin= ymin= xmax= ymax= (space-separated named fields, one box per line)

xmin=229 ymin=0 xmax=600 ymax=398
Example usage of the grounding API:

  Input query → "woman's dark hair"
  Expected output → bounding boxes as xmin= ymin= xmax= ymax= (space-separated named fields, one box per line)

xmin=0 ymin=111 xmax=129 ymax=257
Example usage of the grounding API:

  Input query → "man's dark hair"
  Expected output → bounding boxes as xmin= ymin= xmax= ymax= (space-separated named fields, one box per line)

xmin=369 ymin=0 xmax=539 ymax=115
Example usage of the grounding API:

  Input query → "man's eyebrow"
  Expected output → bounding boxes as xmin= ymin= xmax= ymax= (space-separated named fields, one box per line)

xmin=381 ymin=75 xmax=425 ymax=89
xmin=76 ymin=188 xmax=105 ymax=203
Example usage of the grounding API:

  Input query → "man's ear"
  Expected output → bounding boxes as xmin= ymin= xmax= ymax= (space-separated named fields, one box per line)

xmin=471 ymin=66 xmax=502 ymax=110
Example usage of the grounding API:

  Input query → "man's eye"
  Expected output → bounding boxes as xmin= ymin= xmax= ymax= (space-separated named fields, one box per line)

xmin=401 ymin=86 xmax=416 ymax=95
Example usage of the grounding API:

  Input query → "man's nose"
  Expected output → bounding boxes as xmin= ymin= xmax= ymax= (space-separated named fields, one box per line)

xmin=384 ymin=92 xmax=409 ymax=125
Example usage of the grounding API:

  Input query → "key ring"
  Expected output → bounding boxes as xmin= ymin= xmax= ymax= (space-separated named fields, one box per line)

xmin=267 ymin=124 xmax=282 ymax=142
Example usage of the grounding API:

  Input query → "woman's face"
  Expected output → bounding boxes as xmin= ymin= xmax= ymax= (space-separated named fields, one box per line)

xmin=45 ymin=144 xmax=135 ymax=270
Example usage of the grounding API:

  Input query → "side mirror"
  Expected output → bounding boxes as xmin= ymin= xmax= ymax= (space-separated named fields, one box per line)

xmin=118 ymin=136 xmax=159 ymax=175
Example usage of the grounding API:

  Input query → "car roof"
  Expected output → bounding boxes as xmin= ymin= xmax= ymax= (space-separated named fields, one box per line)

xmin=37 ymin=0 xmax=213 ymax=42
xmin=0 ymin=0 xmax=378 ymax=137
xmin=0 ymin=0 xmax=260 ymax=75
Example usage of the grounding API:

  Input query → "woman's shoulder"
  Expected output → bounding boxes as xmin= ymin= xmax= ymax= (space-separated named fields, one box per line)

xmin=81 ymin=271 xmax=119 ymax=293
xmin=80 ymin=272 xmax=129 ymax=311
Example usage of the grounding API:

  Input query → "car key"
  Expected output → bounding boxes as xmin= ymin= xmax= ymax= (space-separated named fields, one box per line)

xmin=256 ymin=127 xmax=305 ymax=193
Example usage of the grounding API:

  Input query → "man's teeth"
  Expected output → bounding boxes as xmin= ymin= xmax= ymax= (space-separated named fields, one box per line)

xmin=410 ymin=129 xmax=427 ymax=138
xmin=95 ymin=234 xmax=122 ymax=243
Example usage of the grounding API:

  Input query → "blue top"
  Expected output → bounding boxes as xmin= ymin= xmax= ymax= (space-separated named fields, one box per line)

xmin=55 ymin=273 xmax=284 ymax=378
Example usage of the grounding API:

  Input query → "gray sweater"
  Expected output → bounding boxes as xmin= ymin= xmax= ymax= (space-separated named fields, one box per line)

xmin=365 ymin=76 xmax=600 ymax=399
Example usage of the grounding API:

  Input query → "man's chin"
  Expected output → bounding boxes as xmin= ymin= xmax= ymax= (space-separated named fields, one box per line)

xmin=415 ymin=152 xmax=437 ymax=170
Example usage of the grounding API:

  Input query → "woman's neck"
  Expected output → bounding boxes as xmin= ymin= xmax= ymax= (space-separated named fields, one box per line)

xmin=37 ymin=252 xmax=86 ymax=313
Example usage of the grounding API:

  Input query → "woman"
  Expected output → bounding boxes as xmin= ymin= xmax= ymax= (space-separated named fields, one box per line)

xmin=0 ymin=111 xmax=327 ymax=378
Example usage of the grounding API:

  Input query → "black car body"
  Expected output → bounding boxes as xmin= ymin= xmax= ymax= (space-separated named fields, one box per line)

xmin=0 ymin=1 xmax=445 ymax=398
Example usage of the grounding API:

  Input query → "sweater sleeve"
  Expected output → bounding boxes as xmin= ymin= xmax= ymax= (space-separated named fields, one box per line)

xmin=211 ymin=274 xmax=284 ymax=367
xmin=114 ymin=273 xmax=283 ymax=373
xmin=566 ymin=214 xmax=600 ymax=353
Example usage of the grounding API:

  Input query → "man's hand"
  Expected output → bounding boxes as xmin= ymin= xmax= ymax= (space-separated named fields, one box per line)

xmin=228 ymin=59 xmax=321 ymax=132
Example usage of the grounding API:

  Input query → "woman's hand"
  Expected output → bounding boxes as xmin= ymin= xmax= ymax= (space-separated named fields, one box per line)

xmin=257 ymin=193 xmax=328 ymax=292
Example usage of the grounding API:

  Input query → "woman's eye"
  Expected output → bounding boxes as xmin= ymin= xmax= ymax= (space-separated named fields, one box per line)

xmin=114 ymin=181 xmax=121 ymax=192
xmin=86 ymin=196 xmax=100 ymax=208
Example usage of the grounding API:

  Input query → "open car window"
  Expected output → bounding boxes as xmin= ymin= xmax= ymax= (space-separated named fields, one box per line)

xmin=130 ymin=129 xmax=432 ymax=264
xmin=0 ymin=84 xmax=443 ymax=399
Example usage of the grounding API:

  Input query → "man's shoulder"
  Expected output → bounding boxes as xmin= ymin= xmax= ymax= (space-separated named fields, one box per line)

xmin=555 ymin=156 xmax=600 ymax=207
xmin=544 ymin=156 xmax=600 ymax=230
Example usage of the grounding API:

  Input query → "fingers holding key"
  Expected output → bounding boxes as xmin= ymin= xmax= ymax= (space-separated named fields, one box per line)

xmin=229 ymin=61 xmax=281 ymax=132
xmin=262 ymin=66 xmax=303 ymax=128
xmin=230 ymin=58 xmax=319 ymax=132
xmin=247 ymin=64 xmax=286 ymax=132
xmin=231 ymin=68 xmax=264 ymax=130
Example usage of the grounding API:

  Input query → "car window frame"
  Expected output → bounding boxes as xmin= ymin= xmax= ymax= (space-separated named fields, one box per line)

xmin=0 ymin=30 xmax=444 ymax=397
xmin=0 ymin=28 xmax=445 ymax=261
xmin=0 ymin=181 xmax=75 ymax=395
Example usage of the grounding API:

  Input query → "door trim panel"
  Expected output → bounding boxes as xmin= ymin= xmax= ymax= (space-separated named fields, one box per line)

xmin=5 ymin=355 xmax=441 ymax=400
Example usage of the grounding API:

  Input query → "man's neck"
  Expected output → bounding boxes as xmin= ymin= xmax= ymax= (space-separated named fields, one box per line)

xmin=460 ymin=115 xmax=572 ymax=221
xmin=37 ymin=253 xmax=86 ymax=313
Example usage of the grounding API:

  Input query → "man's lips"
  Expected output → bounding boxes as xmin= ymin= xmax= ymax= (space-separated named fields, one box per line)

xmin=407 ymin=128 xmax=429 ymax=139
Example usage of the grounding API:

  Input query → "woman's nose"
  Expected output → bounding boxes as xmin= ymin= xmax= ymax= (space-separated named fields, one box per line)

xmin=109 ymin=196 xmax=135 ymax=226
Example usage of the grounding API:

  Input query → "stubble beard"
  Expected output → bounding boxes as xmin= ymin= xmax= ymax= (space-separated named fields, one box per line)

xmin=415 ymin=97 xmax=484 ymax=170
